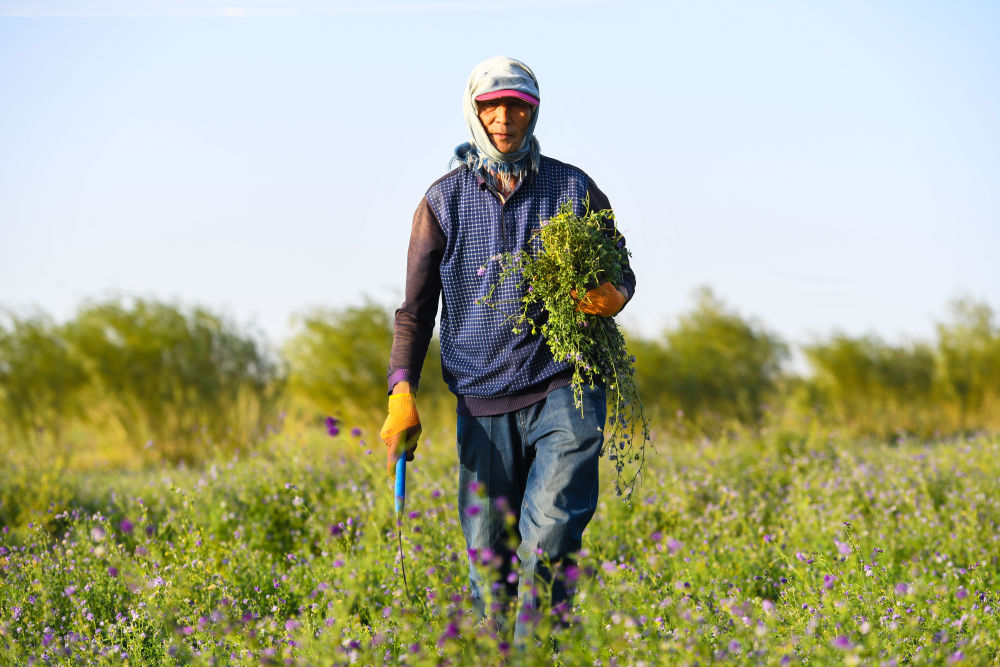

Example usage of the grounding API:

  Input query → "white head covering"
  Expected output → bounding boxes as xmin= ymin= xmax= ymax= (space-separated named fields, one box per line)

xmin=461 ymin=56 xmax=541 ymax=163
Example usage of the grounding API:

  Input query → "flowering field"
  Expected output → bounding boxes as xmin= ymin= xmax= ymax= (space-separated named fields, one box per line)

xmin=2 ymin=423 xmax=998 ymax=665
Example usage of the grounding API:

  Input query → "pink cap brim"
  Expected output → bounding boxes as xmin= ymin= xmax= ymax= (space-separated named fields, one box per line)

xmin=475 ymin=89 xmax=539 ymax=106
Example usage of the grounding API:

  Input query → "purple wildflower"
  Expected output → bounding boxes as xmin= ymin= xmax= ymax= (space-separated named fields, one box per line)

xmin=477 ymin=266 xmax=487 ymax=276
xmin=120 ymin=518 xmax=134 ymax=534
xmin=351 ymin=427 xmax=362 ymax=438
xmin=823 ymin=574 xmax=836 ymax=590
xmin=438 ymin=621 xmax=460 ymax=644
xmin=325 ymin=416 xmax=340 ymax=437
xmin=831 ymin=635 xmax=852 ymax=650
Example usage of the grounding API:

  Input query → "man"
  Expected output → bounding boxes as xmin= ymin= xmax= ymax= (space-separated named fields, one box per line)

xmin=379 ymin=56 xmax=635 ymax=642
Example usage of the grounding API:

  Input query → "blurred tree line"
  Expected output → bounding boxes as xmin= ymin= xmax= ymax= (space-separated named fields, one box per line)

xmin=2 ymin=289 xmax=999 ymax=468
xmin=0 ymin=298 xmax=283 ymax=465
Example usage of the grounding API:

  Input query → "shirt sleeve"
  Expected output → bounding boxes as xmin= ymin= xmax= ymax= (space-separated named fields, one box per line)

xmin=587 ymin=179 xmax=637 ymax=304
xmin=387 ymin=197 xmax=445 ymax=393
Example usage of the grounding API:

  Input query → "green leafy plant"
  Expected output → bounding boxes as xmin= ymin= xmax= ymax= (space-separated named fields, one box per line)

xmin=477 ymin=197 xmax=650 ymax=498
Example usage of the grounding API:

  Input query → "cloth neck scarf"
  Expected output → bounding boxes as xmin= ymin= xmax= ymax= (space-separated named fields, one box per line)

xmin=453 ymin=142 xmax=540 ymax=196
xmin=453 ymin=56 xmax=541 ymax=193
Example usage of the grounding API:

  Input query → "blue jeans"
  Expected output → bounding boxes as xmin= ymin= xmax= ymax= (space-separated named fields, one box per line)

xmin=456 ymin=383 xmax=606 ymax=643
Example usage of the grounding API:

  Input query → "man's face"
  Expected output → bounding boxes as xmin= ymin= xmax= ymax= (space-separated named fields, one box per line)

xmin=476 ymin=97 xmax=534 ymax=154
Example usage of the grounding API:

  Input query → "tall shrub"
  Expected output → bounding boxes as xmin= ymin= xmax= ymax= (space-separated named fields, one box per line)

xmin=802 ymin=334 xmax=936 ymax=435
xmin=63 ymin=297 xmax=283 ymax=461
xmin=284 ymin=302 xmax=450 ymax=423
xmin=632 ymin=287 xmax=788 ymax=431
xmin=0 ymin=312 xmax=89 ymax=443
xmin=935 ymin=297 xmax=1000 ymax=430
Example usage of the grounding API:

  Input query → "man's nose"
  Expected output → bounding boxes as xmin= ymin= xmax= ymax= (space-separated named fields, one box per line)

xmin=494 ymin=104 xmax=508 ymax=122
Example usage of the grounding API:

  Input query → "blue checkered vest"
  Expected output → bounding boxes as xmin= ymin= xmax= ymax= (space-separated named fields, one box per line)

xmin=425 ymin=156 xmax=590 ymax=398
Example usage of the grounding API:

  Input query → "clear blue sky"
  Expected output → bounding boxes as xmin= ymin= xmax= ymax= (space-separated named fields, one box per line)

xmin=2 ymin=0 xmax=998 ymax=351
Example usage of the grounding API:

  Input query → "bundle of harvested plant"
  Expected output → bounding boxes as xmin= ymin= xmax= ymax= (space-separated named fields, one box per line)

xmin=477 ymin=198 xmax=649 ymax=498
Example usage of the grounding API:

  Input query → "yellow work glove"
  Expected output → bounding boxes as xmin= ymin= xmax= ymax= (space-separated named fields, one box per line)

xmin=379 ymin=393 xmax=421 ymax=476
xmin=573 ymin=282 xmax=626 ymax=316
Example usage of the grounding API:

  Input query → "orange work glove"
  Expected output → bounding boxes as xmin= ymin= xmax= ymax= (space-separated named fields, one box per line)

xmin=379 ymin=393 xmax=421 ymax=475
xmin=572 ymin=282 xmax=627 ymax=316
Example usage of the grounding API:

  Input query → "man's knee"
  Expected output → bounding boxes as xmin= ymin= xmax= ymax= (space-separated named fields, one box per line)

xmin=518 ymin=521 xmax=583 ymax=570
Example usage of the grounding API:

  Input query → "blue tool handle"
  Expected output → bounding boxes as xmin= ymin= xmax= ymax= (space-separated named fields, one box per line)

xmin=394 ymin=456 xmax=406 ymax=514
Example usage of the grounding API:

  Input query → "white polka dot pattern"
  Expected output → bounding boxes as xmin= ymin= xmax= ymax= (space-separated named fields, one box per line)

xmin=425 ymin=156 xmax=589 ymax=398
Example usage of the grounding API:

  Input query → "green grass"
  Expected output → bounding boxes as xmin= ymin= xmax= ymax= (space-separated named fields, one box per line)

xmin=2 ymin=422 xmax=998 ymax=665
